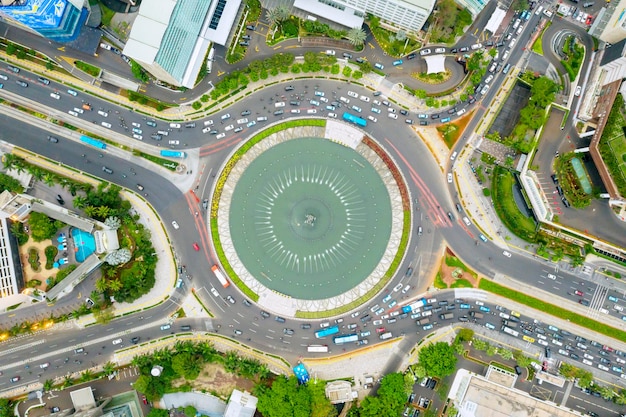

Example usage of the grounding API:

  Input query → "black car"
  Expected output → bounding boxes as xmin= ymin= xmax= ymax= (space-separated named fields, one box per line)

xmin=246 ymin=25 xmax=255 ymax=30
xmin=447 ymin=107 xmax=457 ymax=114
xmin=419 ymin=121 xmax=428 ymax=126
xmin=407 ymin=53 xmax=416 ymax=60
xmin=242 ymin=35 xmax=251 ymax=40
xmin=240 ymin=41 xmax=249 ymax=47
xmin=451 ymin=48 xmax=458 ymax=53
xmin=431 ymin=114 xmax=440 ymax=119
xmin=285 ymin=85 xmax=295 ymax=91
xmin=496 ymin=41 xmax=505 ymax=47
xmin=447 ymin=212 xmax=454 ymax=221
xmin=242 ymin=299 xmax=252 ymax=307
xmin=545 ymin=346 xmax=551 ymax=358
xmin=185 ymin=122 xmax=196 ymax=128
xmin=459 ymin=46 xmax=469 ymax=52
xmin=38 ymin=76 xmax=50 ymax=85
xmin=400 ymin=109 xmax=408 ymax=115
xmin=561 ymin=196 xmax=570 ymax=208
xmin=300 ymin=323 xmax=312 ymax=329
xmin=260 ymin=310 xmax=270 ymax=318
xmin=551 ymin=174 xmax=559 ymax=184
xmin=468 ymin=97 xmax=476 ymax=104
xmin=56 ymin=195 xmax=65 ymax=205
xmin=131 ymin=337 xmax=140 ymax=344
xmin=579 ymin=298 xmax=590 ymax=306
xmin=356 ymin=57 xmax=366 ymax=63
xmin=514 ymin=365 xmax=522 ymax=375
xmin=342 ymin=52 xmax=353 ymax=59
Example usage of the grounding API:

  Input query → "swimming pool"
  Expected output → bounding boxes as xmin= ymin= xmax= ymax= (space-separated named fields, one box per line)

xmin=71 ymin=228 xmax=96 ymax=262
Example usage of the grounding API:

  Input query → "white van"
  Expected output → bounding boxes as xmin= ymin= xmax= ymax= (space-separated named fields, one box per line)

xmin=379 ymin=332 xmax=393 ymax=340
xmin=97 ymin=110 xmax=108 ymax=117
xmin=101 ymin=122 xmax=111 ymax=128
xmin=203 ymin=120 xmax=214 ymax=127
xmin=274 ymin=101 xmax=286 ymax=108
xmin=169 ymin=123 xmax=181 ymax=128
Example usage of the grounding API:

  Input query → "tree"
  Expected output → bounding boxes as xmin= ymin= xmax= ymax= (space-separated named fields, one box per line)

xmin=346 ymin=27 xmax=367 ymax=47
xmin=266 ymin=6 xmax=290 ymax=27
xmin=255 ymin=375 xmax=312 ymax=417
xmin=0 ymin=172 xmax=24 ymax=193
xmin=29 ymin=212 xmax=62 ymax=242
xmin=308 ymin=382 xmax=337 ymax=417
xmin=103 ymin=361 xmax=116 ymax=376
xmin=43 ymin=379 xmax=54 ymax=392
xmin=456 ymin=328 xmax=474 ymax=342
xmin=183 ymin=406 xmax=197 ymax=417
xmin=171 ymin=352 xmax=201 ymax=380
xmin=418 ymin=342 xmax=457 ymax=378
xmin=146 ymin=410 xmax=168 ymax=417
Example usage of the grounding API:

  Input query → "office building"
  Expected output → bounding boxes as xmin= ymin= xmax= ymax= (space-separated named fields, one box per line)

xmin=0 ymin=0 xmax=89 ymax=43
xmin=123 ymin=0 xmax=241 ymax=88
xmin=590 ymin=0 xmax=626 ymax=44
xmin=293 ymin=0 xmax=436 ymax=34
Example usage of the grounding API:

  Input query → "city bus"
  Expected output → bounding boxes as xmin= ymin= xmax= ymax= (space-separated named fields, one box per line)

xmin=342 ymin=112 xmax=367 ymax=127
xmin=501 ymin=326 xmax=520 ymax=337
xmin=333 ymin=334 xmax=359 ymax=345
xmin=307 ymin=345 xmax=329 ymax=353
xmin=211 ymin=265 xmax=230 ymax=288
xmin=315 ymin=326 xmax=339 ymax=338
xmin=401 ymin=297 xmax=427 ymax=313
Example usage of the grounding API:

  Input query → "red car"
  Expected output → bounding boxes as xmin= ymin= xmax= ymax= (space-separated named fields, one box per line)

xmin=376 ymin=327 xmax=386 ymax=333
xmin=574 ymin=290 xmax=584 ymax=296
xmin=193 ymin=242 xmax=200 ymax=251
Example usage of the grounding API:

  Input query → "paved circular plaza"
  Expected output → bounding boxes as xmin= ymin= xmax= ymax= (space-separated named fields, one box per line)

xmin=214 ymin=123 xmax=406 ymax=315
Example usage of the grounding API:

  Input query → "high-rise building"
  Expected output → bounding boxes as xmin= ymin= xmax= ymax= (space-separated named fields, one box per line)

xmin=293 ymin=0 xmax=436 ymax=33
xmin=123 ymin=0 xmax=242 ymax=88
xmin=590 ymin=0 xmax=626 ymax=44
xmin=0 ymin=0 xmax=89 ymax=43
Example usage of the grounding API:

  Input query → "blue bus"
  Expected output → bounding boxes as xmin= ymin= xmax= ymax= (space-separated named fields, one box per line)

xmin=342 ymin=112 xmax=367 ymax=127
xmin=401 ymin=297 xmax=427 ymax=313
xmin=441 ymin=117 xmax=451 ymax=123
xmin=160 ymin=150 xmax=187 ymax=158
xmin=80 ymin=135 xmax=106 ymax=149
xmin=333 ymin=334 xmax=358 ymax=344
xmin=315 ymin=326 xmax=339 ymax=338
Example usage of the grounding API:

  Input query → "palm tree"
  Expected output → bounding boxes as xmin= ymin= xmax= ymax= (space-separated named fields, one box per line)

xmin=223 ymin=351 xmax=240 ymax=373
xmin=107 ymin=279 xmax=123 ymax=292
xmin=102 ymin=361 xmax=116 ymax=376
xmin=346 ymin=27 xmax=367 ymax=47
xmin=80 ymin=370 xmax=93 ymax=383
xmin=42 ymin=173 xmax=56 ymax=187
xmin=95 ymin=278 xmax=108 ymax=293
xmin=174 ymin=340 xmax=195 ymax=354
xmin=266 ymin=6 xmax=290 ymax=27
xmin=43 ymin=379 xmax=54 ymax=392
xmin=62 ymin=375 xmax=73 ymax=388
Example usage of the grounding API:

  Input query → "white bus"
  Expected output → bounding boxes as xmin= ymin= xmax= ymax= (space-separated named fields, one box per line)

xmin=307 ymin=345 xmax=329 ymax=353
xmin=501 ymin=326 xmax=519 ymax=337
xmin=211 ymin=265 xmax=230 ymax=288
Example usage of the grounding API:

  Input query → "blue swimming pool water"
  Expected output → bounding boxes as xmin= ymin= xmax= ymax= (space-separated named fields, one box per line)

xmin=72 ymin=228 xmax=96 ymax=262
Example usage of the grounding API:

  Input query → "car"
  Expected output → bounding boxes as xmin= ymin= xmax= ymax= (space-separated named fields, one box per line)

xmin=246 ymin=25 xmax=256 ymax=30
xmin=367 ymin=115 xmax=377 ymax=123
xmin=216 ymin=133 xmax=226 ymax=139
xmin=16 ymin=80 xmax=28 ymax=87
xmin=247 ymin=121 xmax=257 ymax=128
xmin=275 ymin=316 xmax=286 ymax=323
xmin=574 ymin=86 xmax=582 ymax=96
xmin=301 ymin=323 xmax=311 ymax=329
xmin=423 ymin=324 xmax=434 ymax=330
xmin=547 ymin=273 xmax=556 ymax=280
xmin=392 ymin=59 xmax=403 ymax=66
xmin=260 ymin=310 xmax=270 ymax=318
xmin=407 ymin=53 xmax=416 ymax=59
xmin=447 ymin=173 xmax=453 ymax=183
xmin=85 ymin=298 xmax=94 ymax=307
xmin=388 ymin=113 xmax=398 ymax=119
xmin=10 ymin=376 xmax=20 ymax=383
xmin=502 ymin=251 xmax=512 ymax=258
xmin=171 ymin=220 xmax=179 ymax=229
xmin=102 ymin=166 xmax=113 ymax=174
xmin=420 ymin=49 xmax=431 ymax=56
xmin=575 ymin=290 xmax=584 ymax=296
xmin=434 ymin=47 xmax=446 ymax=53
xmin=226 ymin=295 xmax=236 ymax=304
xmin=193 ymin=242 xmax=200 ymax=251
xmin=234 ymin=329 xmax=243 ymax=335
xmin=459 ymin=46 xmax=470 ymax=52
xmin=382 ymin=294 xmax=392 ymax=303
xmin=160 ymin=324 xmax=171 ymax=331
xmin=131 ymin=337 xmax=140 ymax=344
xmin=283 ymin=328 xmax=295 ymax=335
xmin=374 ymin=63 xmax=384 ymax=70
xmin=234 ymin=126 xmax=243 ymax=133
xmin=221 ymin=113 xmax=231 ymax=120
xmin=327 ymin=113 xmax=337 ymax=118
xmin=112 ymin=338 xmax=123 ymax=345
xmin=376 ymin=327 xmax=386 ymax=333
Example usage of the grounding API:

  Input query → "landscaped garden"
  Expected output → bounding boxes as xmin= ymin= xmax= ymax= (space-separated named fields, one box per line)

xmin=560 ymin=35 xmax=585 ymax=82
xmin=598 ymin=94 xmax=626 ymax=197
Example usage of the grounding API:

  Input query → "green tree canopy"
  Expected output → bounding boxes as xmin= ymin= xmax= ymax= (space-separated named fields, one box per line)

xmin=0 ymin=172 xmax=23 ymax=193
xmin=29 ymin=212 xmax=62 ymax=242
xmin=255 ymin=376 xmax=311 ymax=417
xmin=418 ymin=342 xmax=457 ymax=378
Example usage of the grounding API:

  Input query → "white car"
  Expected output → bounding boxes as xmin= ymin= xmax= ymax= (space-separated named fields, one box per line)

xmin=393 ymin=283 xmax=403 ymax=292
xmin=224 ymin=124 xmax=234 ymax=131
xmin=237 ymin=118 xmax=248 ymax=125
xmin=347 ymin=91 xmax=358 ymax=98
xmin=420 ymin=49 xmax=431 ymax=56
xmin=327 ymin=113 xmax=337 ymax=118
xmin=502 ymin=251 xmax=512 ymax=258
xmin=359 ymin=95 xmax=370 ymax=102
xmin=171 ymin=220 xmax=179 ymax=229
xmin=402 ymin=285 xmax=411 ymax=294
xmin=388 ymin=113 xmax=398 ymax=119
xmin=547 ymin=273 xmax=556 ymax=280
xmin=447 ymin=173 xmax=453 ymax=183
xmin=574 ymin=86 xmax=582 ymax=96
xmin=367 ymin=115 xmax=377 ymax=123
xmin=485 ymin=74 xmax=494 ymax=84
xmin=132 ymin=134 xmax=143 ymax=140
xmin=221 ymin=113 xmax=231 ymax=120
xmin=373 ymin=99 xmax=381 ymax=106
xmin=132 ymin=122 xmax=141 ymax=128
xmin=210 ymin=287 xmax=220 ymax=297
xmin=216 ymin=133 xmax=226 ymax=139
xmin=73 ymin=107 xmax=84 ymax=114
xmin=168 ymin=140 xmax=180 ymax=145
xmin=112 ymin=338 xmax=123 ymax=345
xmin=434 ymin=47 xmax=446 ymax=53
xmin=350 ymin=311 xmax=360 ymax=318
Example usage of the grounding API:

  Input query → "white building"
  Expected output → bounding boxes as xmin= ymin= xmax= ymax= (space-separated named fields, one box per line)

xmin=590 ymin=0 xmax=626 ymax=44
xmin=123 ymin=0 xmax=241 ymax=88
xmin=293 ymin=0 xmax=436 ymax=34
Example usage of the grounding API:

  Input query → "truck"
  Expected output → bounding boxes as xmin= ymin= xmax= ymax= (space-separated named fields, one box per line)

xmin=379 ymin=332 xmax=393 ymax=340
xmin=416 ymin=318 xmax=430 ymax=326
xmin=160 ymin=150 xmax=187 ymax=158
xmin=502 ymin=319 xmax=518 ymax=328
xmin=469 ymin=311 xmax=483 ymax=319
xmin=439 ymin=313 xmax=454 ymax=320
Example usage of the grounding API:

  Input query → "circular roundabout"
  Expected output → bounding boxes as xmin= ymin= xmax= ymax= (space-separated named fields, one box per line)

xmin=212 ymin=122 xmax=409 ymax=316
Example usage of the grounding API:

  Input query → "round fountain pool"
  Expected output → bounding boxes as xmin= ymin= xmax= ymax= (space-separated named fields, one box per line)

xmin=227 ymin=137 xmax=393 ymax=299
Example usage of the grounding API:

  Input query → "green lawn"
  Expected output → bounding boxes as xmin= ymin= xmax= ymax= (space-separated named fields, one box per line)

xmin=609 ymin=136 xmax=626 ymax=178
xmin=491 ymin=166 xmax=537 ymax=241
